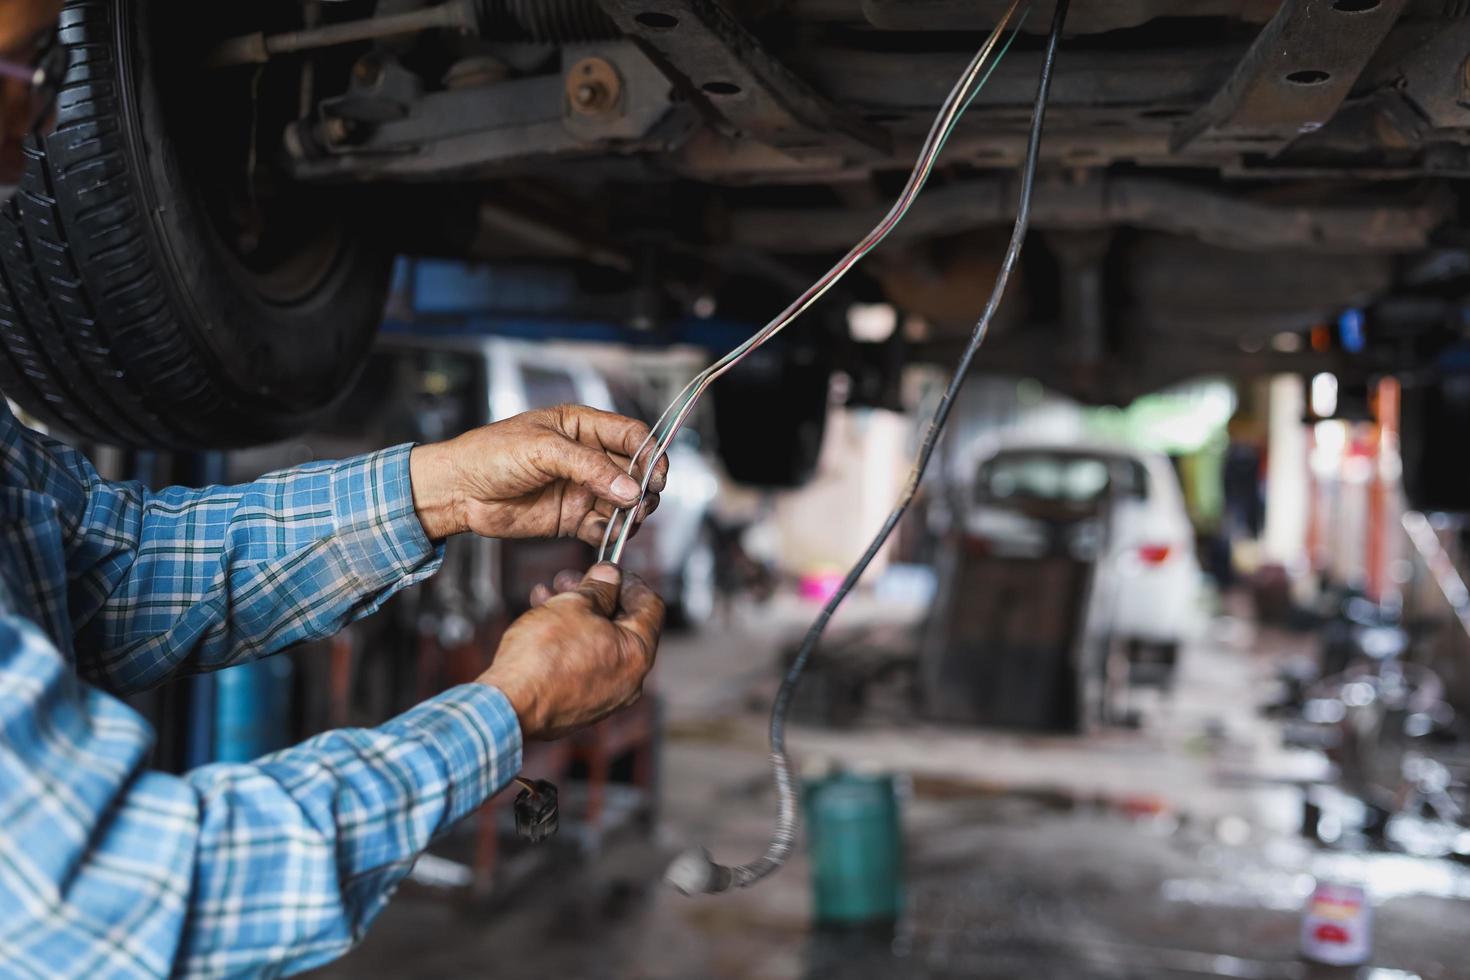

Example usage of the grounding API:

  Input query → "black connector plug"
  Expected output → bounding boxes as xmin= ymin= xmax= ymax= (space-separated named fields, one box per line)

xmin=513 ymin=779 xmax=559 ymax=843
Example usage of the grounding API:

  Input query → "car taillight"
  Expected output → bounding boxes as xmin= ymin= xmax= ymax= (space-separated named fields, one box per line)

xmin=1137 ymin=544 xmax=1172 ymax=565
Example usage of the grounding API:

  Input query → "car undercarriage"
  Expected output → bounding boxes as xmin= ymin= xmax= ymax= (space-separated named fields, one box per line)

xmin=228 ymin=0 xmax=1470 ymax=402
xmin=4 ymin=0 xmax=1470 ymax=491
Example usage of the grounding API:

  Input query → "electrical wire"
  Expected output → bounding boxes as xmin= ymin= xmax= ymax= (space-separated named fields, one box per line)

xmin=599 ymin=5 xmax=1023 ymax=563
xmin=597 ymin=0 xmax=1030 ymax=566
xmin=664 ymin=0 xmax=1072 ymax=896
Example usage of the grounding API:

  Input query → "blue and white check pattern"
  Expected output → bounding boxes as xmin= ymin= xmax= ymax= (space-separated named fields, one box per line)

xmin=0 ymin=399 xmax=522 ymax=978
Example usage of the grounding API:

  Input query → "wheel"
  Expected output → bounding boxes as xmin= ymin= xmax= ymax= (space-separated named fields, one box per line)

xmin=1125 ymin=639 xmax=1180 ymax=691
xmin=1154 ymin=640 xmax=1180 ymax=693
xmin=712 ymin=341 xmax=829 ymax=488
xmin=667 ymin=522 xmax=718 ymax=630
xmin=0 ymin=0 xmax=392 ymax=448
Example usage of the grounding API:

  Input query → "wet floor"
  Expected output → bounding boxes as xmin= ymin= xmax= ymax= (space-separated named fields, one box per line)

xmin=312 ymin=597 xmax=1470 ymax=980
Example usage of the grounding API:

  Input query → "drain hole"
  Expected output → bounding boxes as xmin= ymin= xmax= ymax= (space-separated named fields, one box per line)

xmin=1139 ymin=108 xmax=1190 ymax=120
xmin=1285 ymin=69 xmax=1331 ymax=85
xmin=634 ymin=11 xmax=679 ymax=29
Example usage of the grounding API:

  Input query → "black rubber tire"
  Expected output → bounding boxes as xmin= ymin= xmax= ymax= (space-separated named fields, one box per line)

xmin=712 ymin=344 xmax=829 ymax=488
xmin=0 ymin=0 xmax=392 ymax=448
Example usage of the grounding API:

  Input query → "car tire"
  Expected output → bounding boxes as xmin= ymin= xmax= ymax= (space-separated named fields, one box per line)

xmin=0 ymin=0 xmax=392 ymax=448
xmin=712 ymin=344 xmax=829 ymax=488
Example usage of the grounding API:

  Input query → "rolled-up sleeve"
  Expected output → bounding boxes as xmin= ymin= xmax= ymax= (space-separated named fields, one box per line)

xmin=0 ymin=610 xmax=523 ymax=978
xmin=178 ymin=682 xmax=522 ymax=976
xmin=4 ymin=416 xmax=443 ymax=693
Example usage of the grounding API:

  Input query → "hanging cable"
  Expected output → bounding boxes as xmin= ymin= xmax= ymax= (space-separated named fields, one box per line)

xmin=599 ymin=3 xmax=1025 ymax=563
xmin=664 ymin=0 xmax=1071 ymax=896
xmin=597 ymin=0 xmax=1031 ymax=566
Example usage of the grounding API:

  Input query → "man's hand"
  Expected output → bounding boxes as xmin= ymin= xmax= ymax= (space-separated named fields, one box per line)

xmin=479 ymin=563 xmax=664 ymax=741
xmin=409 ymin=405 xmax=669 ymax=546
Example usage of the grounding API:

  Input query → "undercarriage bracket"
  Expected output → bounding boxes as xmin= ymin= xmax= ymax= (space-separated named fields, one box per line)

xmin=593 ymin=0 xmax=891 ymax=162
xmin=286 ymin=41 xmax=693 ymax=181
xmin=727 ymin=175 xmax=1452 ymax=253
xmin=1173 ymin=0 xmax=1407 ymax=155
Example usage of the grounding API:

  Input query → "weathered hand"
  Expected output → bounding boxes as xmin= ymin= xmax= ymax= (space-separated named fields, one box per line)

xmin=409 ymin=405 xmax=668 ymax=546
xmin=480 ymin=563 xmax=665 ymax=741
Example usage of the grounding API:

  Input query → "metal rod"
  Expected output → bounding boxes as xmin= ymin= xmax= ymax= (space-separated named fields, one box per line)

xmin=206 ymin=0 xmax=479 ymax=68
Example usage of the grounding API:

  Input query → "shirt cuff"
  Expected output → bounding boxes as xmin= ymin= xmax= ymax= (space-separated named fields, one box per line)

xmin=382 ymin=684 xmax=525 ymax=827
xmin=328 ymin=443 xmax=444 ymax=591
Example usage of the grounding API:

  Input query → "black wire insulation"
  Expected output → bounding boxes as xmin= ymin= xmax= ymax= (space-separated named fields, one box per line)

xmin=665 ymin=0 xmax=1072 ymax=895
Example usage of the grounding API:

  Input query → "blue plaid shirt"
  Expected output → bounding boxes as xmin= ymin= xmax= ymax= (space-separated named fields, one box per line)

xmin=0 ymin=400 xmax=522 ymax=978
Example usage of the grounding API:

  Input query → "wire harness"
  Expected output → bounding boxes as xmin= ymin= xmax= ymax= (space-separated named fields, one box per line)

xmin=597 ymin=0 xmax=1029 ymax=566
xmin=663 ymin=0 xmax=1071 ymax=894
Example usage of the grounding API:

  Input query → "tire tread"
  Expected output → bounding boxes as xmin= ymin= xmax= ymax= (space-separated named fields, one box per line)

xmin=0 ymin=0 xmax=387 ymax=448
xmin=0 ymin=0 xmax=177 ymax=444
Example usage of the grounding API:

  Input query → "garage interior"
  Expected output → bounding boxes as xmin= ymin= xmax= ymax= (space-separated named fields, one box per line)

xmin=34 ymin=276 xmax=1470 ymax=979
xmin=4 ymin=0 xmax=1470 ymax=977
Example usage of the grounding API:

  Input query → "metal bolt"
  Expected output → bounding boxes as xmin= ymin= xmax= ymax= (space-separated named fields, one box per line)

xmin=565 ymin=57 xmax=622 ymax=117
xmin=576 ymin=82 xmax=604 ymax=107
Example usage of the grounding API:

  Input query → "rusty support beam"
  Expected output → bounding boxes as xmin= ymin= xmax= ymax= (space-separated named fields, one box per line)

xmin=786 ymin=44 xmax=1244 ymax=114
xmin=1172 ymin=0 xmax=1407 ymax=154
xmin=727 ymin=176 xmax=1451 ymax=253
xmin=593 ymin=0 xmax=890 ymax=161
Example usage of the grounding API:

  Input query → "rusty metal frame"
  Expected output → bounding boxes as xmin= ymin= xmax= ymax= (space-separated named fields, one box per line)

xmin=1173 ymin=0 xmax=1407 ymax=154
xmin=726 ymin=175 xmax=1453 ymax=253
xmin=286 ymin=40 xmax=692 ymax=181
xmin=593 ymin=0 xmax=890 ymax=161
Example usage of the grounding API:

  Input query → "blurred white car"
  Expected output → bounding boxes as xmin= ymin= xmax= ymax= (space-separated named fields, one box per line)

xmin=967 ymin=440 xmax=1200 ymax=666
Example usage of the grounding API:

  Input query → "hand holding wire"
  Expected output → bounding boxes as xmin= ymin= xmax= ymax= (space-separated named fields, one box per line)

xmin=409 ymin=404 xmax=665 ymax=547
xmin=479 ymin=562 xmax=665 ymax=741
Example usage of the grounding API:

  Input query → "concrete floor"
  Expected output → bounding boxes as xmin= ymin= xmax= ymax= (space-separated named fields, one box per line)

xmin=312 ymin=596 xmax=1470 ymax=980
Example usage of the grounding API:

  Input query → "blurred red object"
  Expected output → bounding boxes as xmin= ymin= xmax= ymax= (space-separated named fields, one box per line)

xmin=1137 ymin=544 xmax=1172 ymax=565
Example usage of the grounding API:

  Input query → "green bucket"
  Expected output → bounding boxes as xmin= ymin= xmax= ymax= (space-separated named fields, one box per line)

xmin=804 ymin=770 xmax=903 ymax=927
